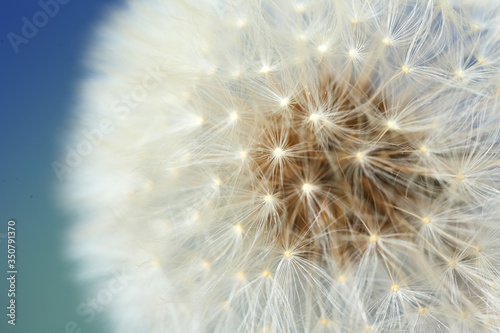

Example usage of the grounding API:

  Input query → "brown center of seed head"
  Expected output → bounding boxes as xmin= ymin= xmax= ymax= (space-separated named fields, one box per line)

xmin=251 ymin=79 xmax=434 ymax=263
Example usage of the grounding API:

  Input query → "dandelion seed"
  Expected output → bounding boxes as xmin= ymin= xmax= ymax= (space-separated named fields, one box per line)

xmin=280 ymin=98 xmax=290 ymax=107
xmin=348 ymin=49 xmax=359 ymax=59
xmin=318 ymin=44 xmax=328 ymax=53
xmin=233 ymin=224 xmax=243 ymax=234
xmin=337 ymin=275 xmax=347 ymax=283
xmin=356 ymin=151 xmax=365 ymax=161
xmin=260 ymin=65 xmax=270 ymax=74
xmin=386 ymin=120 xmax=397 ymax=129
xmin=302 ymin=183 xmax=312 ymax=192
xmin=382 ymin=37 xmax=392 ymax=45
xmin=230 ymin=112 xmax=238 ymax=122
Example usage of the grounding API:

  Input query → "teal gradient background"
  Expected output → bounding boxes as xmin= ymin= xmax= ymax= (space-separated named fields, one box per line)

xmin=0 ymin=1 xmax=121 ymax=332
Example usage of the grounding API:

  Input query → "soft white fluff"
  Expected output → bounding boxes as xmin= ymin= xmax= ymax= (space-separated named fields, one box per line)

xmin=64 ymin=0 xmax=500 ymax=332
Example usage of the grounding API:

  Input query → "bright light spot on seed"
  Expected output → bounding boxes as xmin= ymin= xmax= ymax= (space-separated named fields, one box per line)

xmin=458 ymin=173 xmax=465 ymax=181
xmin=455 ymin=70 xmax=464 ymax=78
xmin=348 ymin=49 xmax=358 ymax=58
xmin=280 ymin=98 xmax=290 ymax=107
xmin=365 ymin=327 xmax=372 ymax=333
xmin=295 ymin=3 xmax=305 ymax=12
xmin=337 ymin=274 xmax=347 ymax=283
xmin=264 ymin=194 xmax=274 ymax=202
xmin=401 ymin=65 xmax=410 ymax=73
xmin=260 ymin=65 xmax=270 ymax=73
xmin=309 ymin=113 xmax=319 ymax=121
xmin=196 ymin=116 xmax=204 ymax=126
xmin=236 ymin=18 xmax=247 ymax=28
xmin=283 ymin=251 xmax=292 ymax=259
xmin=236 ymin=271 xmax=245 ymax=279
xmin=233 ymin=224 xmax=243 ymax=234
xmin=262 ymin=270 xmax=271 ymax=278
xmin=230 ymin=112 xmax=238 ymax=121
xmin=391 ymin=284 xmax=400 ymax=292
xmin=202 ymin=261 xmax=211 ymax=269
xmin=476 ymin=245 xmax=482 ymax=253
xmin=422 ymin=217 xmax=431 ymax=225
xmin=356 ymin=151 xmax=365 ymax=161
xmin=302 ymin=183 xmax=312 ymax=192
xmin=386 ymin=120 xmax=396 ymax=129
xmin=420 ymin=145 xmax=428 ymax=154
xmin=477 ymin=57 xmax=485 ymax=64
xmin=351 ymin=19 xmax=359 ymax=25
xmin=273 ymin=147 xmax=283 ymax=157
xmin=449 ymin=261 xmax=457 ymax=269
xmin=239 ymin=151 xmax=247 ymax=159
xmin=419 ymin=308 xmax=426 ymax=315
xmin=214 ymin=178 xmax=221 ymax=187
xmin=369 ymin=234 xmax=378 ymax=243
xmin=152 ymin=258 xmax=161 ymax=267
xmin=382 ymin=37 xmax=392 ymax=45
xmin=318 ymin=44 xmax=328 ymax=53
xmin=320 ymin=318 xmax=329 ymax=326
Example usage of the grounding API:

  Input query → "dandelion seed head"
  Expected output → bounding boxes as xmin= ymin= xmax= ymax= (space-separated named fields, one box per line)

xmin=65 ymin=0 xmax=500 ymax=332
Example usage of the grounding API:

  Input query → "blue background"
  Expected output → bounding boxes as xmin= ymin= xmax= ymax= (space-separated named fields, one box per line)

xmin=0 ymin=1 xmax=122 ymax=332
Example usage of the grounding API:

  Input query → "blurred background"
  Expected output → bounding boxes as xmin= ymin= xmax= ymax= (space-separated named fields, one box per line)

xmin=1 ymin=1 xmax=121 ymax=332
